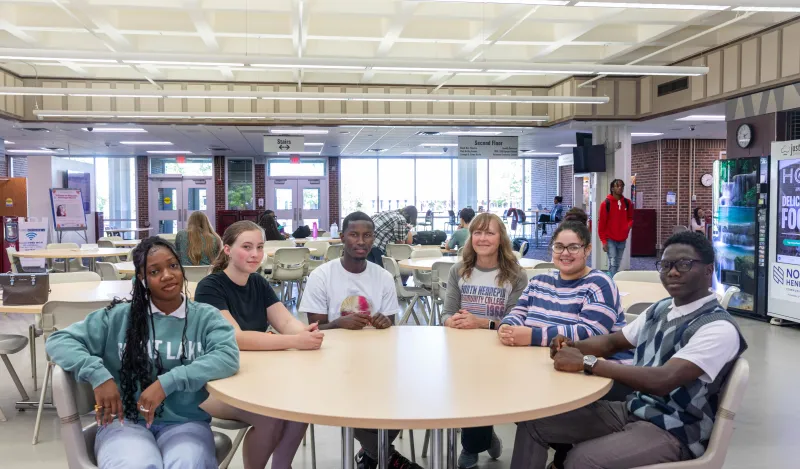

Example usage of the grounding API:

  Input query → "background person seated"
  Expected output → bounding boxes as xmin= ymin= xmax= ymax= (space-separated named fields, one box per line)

xmin=175 ymin=211 xmax=221 ymax=266
xmin=446 ymin=207 xmax=476 ymax=250
xmin=538 ymin=196 xmax=564 ymax=235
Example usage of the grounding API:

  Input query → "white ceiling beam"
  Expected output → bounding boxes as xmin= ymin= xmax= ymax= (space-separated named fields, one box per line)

xmin=61 ymin=0 xmax=131 ymax=50
xmin=362 ymin=2 xmax=419 ymax=82
xmin=0 ymin=18 xmax=37 ymax=44
xmin=220 ymin=66 xmax=234 ymax=80
xmin=58 ymin=61 xmax=90 ymax=76
xmin=185 ymin=3 xmax=219 ymax=51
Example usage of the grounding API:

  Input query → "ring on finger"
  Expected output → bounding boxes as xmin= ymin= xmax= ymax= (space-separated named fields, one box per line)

xmin=139 ymin=405 xmax=150 ymax=412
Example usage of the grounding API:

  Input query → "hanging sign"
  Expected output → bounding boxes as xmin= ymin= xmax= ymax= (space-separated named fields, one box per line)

xmin=264 ymin=136 xmax=305 ymax=153
xmin=458 ymin=136 xmax=518 ymax=159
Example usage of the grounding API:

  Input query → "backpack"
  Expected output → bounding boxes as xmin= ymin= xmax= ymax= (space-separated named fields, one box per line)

xmin=413 ymin=230 xmax=447 ymax=245
xmin=513 ymin=238 xmax=529 ymax=256
xmin=605 ymin=198 xmax=630 ymax=213
xmin=292 ymin=225 xmax=311 ymax=239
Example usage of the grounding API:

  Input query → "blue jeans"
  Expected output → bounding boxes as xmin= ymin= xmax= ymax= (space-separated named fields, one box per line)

xmin=607 ymin=239 xmax=627 ymax=278
xmin=95 ymin=420 xmax=217 ymax=469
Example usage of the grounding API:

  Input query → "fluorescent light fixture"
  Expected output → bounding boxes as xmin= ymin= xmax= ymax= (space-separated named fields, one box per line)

xmin=574 ymin=2 xmax=729 ymax=10
xmin=631 ymin=132 xmax=664 ymax=137
xmin=605 ymin=71 xmax=704 ymax=76
xmin=3 ymin=140 xmax=14 ymax=144
xmin=522 ymin=151 xmax=561 ymax=155
xmin=0 ymin=92 xmax=65 ymax=96
xmin=675 ymin=115 xmax=725 ymax=121
xmin=402 ymin=151 xmax=448 ymax=155
xmin=116 ymin=115 xmax=192 ymax=119
xmin=251 ymin=64 xmax=366 ymax=70
xmin=417 ymin=0 xmax=569 ymax=5
xmin=7 ymin=149 xmax=55 ymax=153
xmin=0 ymin=56 xmax=118 ymax=63
xmin=419 ymin=143 xmax=459 ymax=147
xmin=170 ymin=96 xmax=257 ymax=100
xmin=270 ymin=129 xmax=329 ymax=135
xmin=304 ymin=142 xmax=324 ymax=146
xmin=557 ymin=143 xmax=578 ymax=148
xmin=119 ymin=141 xmax=173 ymax=145
xmin=442 ymin=131 xmax=503 ymax=136
xmin=372 ymin=66 xmax=476 ymax=73
xmin=277 ymin=151 xmax=322 ymax=155
xmin=733 ymin=6 xmax=800 ymax=12
xmin=146 ymin=150 xmax=194 ymax=154
xmin=486 ymin=69 xmax=594 ymax=75
xmin=82 ymin=127 xmax=147 ymax=133
xmin=70 ymin=94 xmax=164 ymax=98
xmin=123 ymin=60 xmax=244 ymax=67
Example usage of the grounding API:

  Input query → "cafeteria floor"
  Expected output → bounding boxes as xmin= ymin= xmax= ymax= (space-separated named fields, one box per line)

xmin=1 ymin=305 xmax=798 ymax=468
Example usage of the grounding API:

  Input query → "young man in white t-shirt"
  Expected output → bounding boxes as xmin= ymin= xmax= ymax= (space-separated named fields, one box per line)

xmin=509 ymin=231 xmax=747 ymax=469
xmin=299 ymin=211 xmax=419 ymax=469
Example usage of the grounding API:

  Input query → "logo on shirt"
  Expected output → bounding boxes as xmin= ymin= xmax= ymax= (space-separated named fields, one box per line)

xmin=773 ymin=266 xmax=785 ymax=285
xmin=340 ymin=295 xmax=373 ymax=318
xmin=460 ymin=285 xmax=508 ymax=320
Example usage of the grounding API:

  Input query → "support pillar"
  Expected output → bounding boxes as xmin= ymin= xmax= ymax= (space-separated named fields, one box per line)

xmin=457 ymin=159 xmax=477 ymax=210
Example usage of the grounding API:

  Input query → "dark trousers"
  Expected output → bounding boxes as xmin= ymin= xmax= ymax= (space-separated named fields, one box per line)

xmin=461 ymin=426 xmax=494 ymax=454
xmin=355 ymin=429 xmax=401 ymax=460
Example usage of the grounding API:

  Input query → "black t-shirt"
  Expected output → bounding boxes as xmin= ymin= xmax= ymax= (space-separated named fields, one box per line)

xmin=194 ymin=271 xmax=280 ymax=332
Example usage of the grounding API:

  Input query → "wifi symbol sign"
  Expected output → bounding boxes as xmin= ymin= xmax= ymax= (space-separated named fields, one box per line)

xmin=25 ymin=232 xmax=36 ymax=241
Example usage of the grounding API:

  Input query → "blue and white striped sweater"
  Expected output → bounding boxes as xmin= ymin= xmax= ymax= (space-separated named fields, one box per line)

xmin=500 ymin=269 xmax=633 ymax=362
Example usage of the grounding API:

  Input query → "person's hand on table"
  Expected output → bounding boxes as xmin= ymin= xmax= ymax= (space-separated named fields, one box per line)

xmin=450 ymin=310 xmax=480 ymax=329
xmin=139 ymin=380 xmax=167 ymax=428
xmin=371 ymin=313 xmax=392 ymax=330
xmin=497 ymin=324 xmax=533 ymax=346
xmin=333 ymin=314 xmax=371 ymax=330
xmin=553 ymin=346 xmax=585 ymax=373
xmin=294 ymin=322 xmax=325 ymax=350
xmin=93 ymin=378 xmax=123 ymax=426
xmin=549 ymin=334 xmax=574 ymax=358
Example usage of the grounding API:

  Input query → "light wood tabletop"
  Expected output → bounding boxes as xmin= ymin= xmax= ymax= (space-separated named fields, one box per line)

xmin=292 ymin=237 xmax=341 ymax=245
xmin=110 ymin=240 xmax=140 ymax=248
xmin=206 ymin=327 xmax=611 ymax=430
xmin=0 ymin=280 xmax=198 ymax=314
xmin=616 ymin=280 xmax=669 ymax=310
xmin=398 ymin=257 xmax=542 ymax=271
xmin=13 ymin=248 xmax=131 ymax=259
xmin=105 ymin=227 xmax=153 ymax=234
xmin=264 ymin=246 xmax=328 ymax=257
xmin=115 ymin=262 xmax=134 ymax=275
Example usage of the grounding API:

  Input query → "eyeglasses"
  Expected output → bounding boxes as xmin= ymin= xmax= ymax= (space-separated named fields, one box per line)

xmin=654 ymin=259 xmax=703 ymax=273
xmin=552 ymin=243 xmax=585 ymax=254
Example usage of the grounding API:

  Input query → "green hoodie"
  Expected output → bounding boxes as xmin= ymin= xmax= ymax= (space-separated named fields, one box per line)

xmin=45 ymin=300 xmax=239 ymax=424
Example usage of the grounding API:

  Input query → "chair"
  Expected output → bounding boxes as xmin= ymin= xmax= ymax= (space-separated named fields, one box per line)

xmin=6 ymin=246 xmax=21 ymax=273
xmin=266 ymin=247 xmax=310 ymax=305
xmin=52 ymin=365 xmax=234 ymax=468
xmin=184 ymin=265 xmax=212 ymax=282
xmin=513 ymin=251 xmax=523 ymax=260
xmin=417 ymin=211 xmax=434 ymax=231
xmin=518 ymin=241 xmax=529 ymax=257
xmin=33 ymin=300 xmax=113 ymax=445
xmin=625 ymin=302 xmax=653 ymax=316
xmin=632 ymin=358 xmax=750 ymax=469
xmin=96 ymin=240 xmax=125 ymax=263
xmin=212 ymin=417 xmax=250 ymax=469
xmin=264 ymin=240 xmax=297 ymax=248
xmin=386 ymin=244 xmax=414 ymax=279
xmin=409 ymin=249 xmax=442 ymax=290
xmin=720 ymin=286 xmax=740 ymax=311
xmin=303 ymin=241 xmax=330 ymax=273
xmin=95 ymin=262 xmax=124 ymax=281
xmin=430 ymin=261 xmax=455 ymax=326
xmin=383 ymin=257 xmax=433 ymax=325
xmin=98 ymin=236 xmax=122 ymax=242
xmin=47 ymin=243 xmax=90 ymax=272
xmin=613 ymin=271 xmax=662 ymax=283
xmin=446 ymin=210 xmax=460 ymax=233
xmin=624 ymin=313 xmax=638 ymax=323
xmin=0 ymin=334 xmax=30 ymax=422
xmin=324 ymin=244 xmax=343 ymax=262
xmin=536 ymin=262 xmax=556 ymax=269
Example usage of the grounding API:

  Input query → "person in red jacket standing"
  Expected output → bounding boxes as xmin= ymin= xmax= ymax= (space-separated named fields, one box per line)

xmin=598 ymin=179 xmax=634 ymax=277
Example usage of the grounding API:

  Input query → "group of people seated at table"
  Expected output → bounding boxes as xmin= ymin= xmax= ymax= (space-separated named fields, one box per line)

xmin=44 ymin=203 xmax=746 ymax=469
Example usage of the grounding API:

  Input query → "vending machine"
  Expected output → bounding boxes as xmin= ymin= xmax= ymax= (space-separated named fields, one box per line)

xmin=768 ymin=140 xmax=800 ymax=324
xmin=712 ymin=156 xmax=771 ymax=320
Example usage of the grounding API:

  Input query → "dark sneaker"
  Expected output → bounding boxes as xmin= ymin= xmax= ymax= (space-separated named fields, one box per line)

xmin=487 ymin=431 xmax=503 ymax=460
xmin=389 ymin=450 xmax=423 ymax=469
xmin=457 ymin=450 xmax=479 ymax=468
xmin=356 ymin=449 xmax=378 ymax=469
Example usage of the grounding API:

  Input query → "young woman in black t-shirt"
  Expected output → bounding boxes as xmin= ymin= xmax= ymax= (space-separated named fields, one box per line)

xmin=195 ymin=221 xmax=324 ymax=469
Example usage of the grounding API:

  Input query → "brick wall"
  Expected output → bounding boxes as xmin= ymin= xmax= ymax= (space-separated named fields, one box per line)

xmin=136 ymin=155 xmax=149 ymax=238
xmin=559 ymin=164 xmax=574 ymax=207
xmin=632 ymin=139 xmax=725 ymax=246
xmin=255 ymin=163 xmax=265 ymax=210
xmin=328 ymin=157 xmax=340 ymax=224
xmin=214 ymin=155 xmax=225 ymax=214
xmin=529 ymin=159 xmax=558 ymax=209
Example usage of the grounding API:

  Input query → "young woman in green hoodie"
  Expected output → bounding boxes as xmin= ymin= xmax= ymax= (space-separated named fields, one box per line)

xmin=46 ymin=237 xmax=239 ymax=469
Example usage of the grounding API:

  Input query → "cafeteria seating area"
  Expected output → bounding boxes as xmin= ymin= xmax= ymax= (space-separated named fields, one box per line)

xmin=2 ymin=1 xmax=800 ymax=468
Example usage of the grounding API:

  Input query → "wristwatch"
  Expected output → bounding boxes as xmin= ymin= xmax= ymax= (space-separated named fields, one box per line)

xmin=583 ymin=355 xmax=598 ymax=375
xmin=489 ymin=320 xmax=496 ymax=330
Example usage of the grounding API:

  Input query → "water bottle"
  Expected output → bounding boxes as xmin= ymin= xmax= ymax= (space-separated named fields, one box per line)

xmin=312 ymin=222 xmax=318 ymax=240
xmin=330 ymin=223 xmax=339 ymax=238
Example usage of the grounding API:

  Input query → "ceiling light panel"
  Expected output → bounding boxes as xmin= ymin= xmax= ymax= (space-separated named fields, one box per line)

xmin=416 ymin=0 xmax=569 ymax=4
xmin=419 ymin=143 xmax=459 ymax=147
xmin=81 ymin=127 xmax=147 ymax=133
xmin=522 ymin=152 xmax=562 ymax=155
xmin=574 ymin=2 xmax=729 ymax=10
xmin=675 ymin=115 xmax=726 ymax=121
xmin=146 ymin=150 xmax=194 ymax=154
xmin=7 ymin=149 xmax=55 ymax=153
xmin=119 ymin=141 xmax=173 ymax=145
xmin=557 ymin=144 xmax=578 ymax=148
xmin=442 ymin=131 xmax=503 ymax=136
xmin=732 ymin=6 xmax=800 ymax=12
xmin=270 ymin=129 xmax=329 ymax=135
xmin=631 ymin=132 xmax=664 ymax=137
xmin=277 ymin=151 xmax=322 ymax=155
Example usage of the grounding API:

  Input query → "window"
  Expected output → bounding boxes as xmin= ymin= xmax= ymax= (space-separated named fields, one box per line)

xmin=226 ymin=158 xmax=254 ymax=210
xmin=340 ymin=158 xmax=378 ymax=217
xmin=528 ymin=159 xmax=559 ymax=210
xmin=268 ymin=158 xmax=326 ymax=177
xmin=489 ymin=159 xmax=523 ymax=214
xmin=378 ymin=159 xmax=414 ymax=212
xmin=416 ymin=159 xmax=453 ymax=221
xmin=477 ymin=159 xmax=488 ymax=212
xmin=150 ymin=157 xmax=212 ymax=176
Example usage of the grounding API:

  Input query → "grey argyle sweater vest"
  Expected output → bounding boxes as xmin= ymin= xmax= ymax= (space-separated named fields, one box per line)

xmin=625 ymin=297 xmax=747 ymax=458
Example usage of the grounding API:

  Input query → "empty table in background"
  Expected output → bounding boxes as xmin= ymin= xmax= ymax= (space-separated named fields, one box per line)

xmin=110 ymin=240 xmax=139 ymax=248
xmin=13 ymin=248 xmax=131 ymax=272
xmin=105 ymin=227 xmax=153 ymax=240
xmin=292 ymin=237 xmax=341 ymax=245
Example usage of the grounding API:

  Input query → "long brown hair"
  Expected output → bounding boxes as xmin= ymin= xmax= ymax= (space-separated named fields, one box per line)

xmin=211 ymin=220 xmax=264 ymax=273
xmin=459 ymin=212 xmax=521 ymax=287
xmin=186 ymin=212 xmax=220 ymax=265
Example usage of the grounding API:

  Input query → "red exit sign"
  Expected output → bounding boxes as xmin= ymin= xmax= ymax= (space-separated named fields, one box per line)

xmin=176 ymin=156 xmax=186 ymax=164
xmin=290 ymin=156 xmax=300 ymax=164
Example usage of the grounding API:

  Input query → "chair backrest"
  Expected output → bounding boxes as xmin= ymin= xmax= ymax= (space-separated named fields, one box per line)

xmin=526 ymin=267 xmax=556 ymax=279
xmin=382 ymin=256 xmax=411 ymax=295
xmin=386 ymin=243 xmax=413 ymax=260
xmin=95 ymin=262 xmax=122 ymax=281
xmin=51 ymin=365 xmax=99 ymax=468
xmin=43 ymin=300 xmax=112 ymax=336
xmin=271 ymin=247 xmax=309 ymax=281
xmin=265 ymin=240 xmax=297 ymax=248
xmin=518 ymin=241 xmax=528 ymax=255
xmin=6 ymin=246 xmax=19 ymax=273
xmin=324 ymin=244 xmax=343 ymax=262
xmin=47 ymin=243 xmax=79 ymax=250
xmin=425 ymin=211 xmax=434 ymax=223
xmin=431 ymin=261 xmax=455 ymax=294
xmin=720 ymin=286 xmax=740 ymax=311
xmin=625 ymin=301 xmax=653 ymax=316
xmin=410 ymin=249 xmax=442 ymax=260
xmin=96 ymin=239 xmax=115 ymax=249
xmin=183 ymin=265 xmax=212 ymax=282
xmin=303 ymin=241 xmax=330 ymax=257
xmin=99 ymin=236 xmax=122 ymax=242
xmin=613 ymin=270 xmax=661 ymax=283
xmin=513 ymin=251 xmax=523 ymax=260
xmin=49 ymin=271 xmax=102 ymax=284
xmin=536 ymin=262 xmax=557 ymax=269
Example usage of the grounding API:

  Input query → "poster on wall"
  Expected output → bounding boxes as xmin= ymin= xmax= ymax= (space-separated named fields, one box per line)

xmin=64 ymin=171 xmax=92 ymax=214
xmin=776 ymin=158 xmax=800 ymax=266
xmin=18 ymin=218 xmax=47 ymax=269
xmin=50 ymin=188 xmax=88 ymax=230
xmin=769 ymin=140 xmax=800 ymax=322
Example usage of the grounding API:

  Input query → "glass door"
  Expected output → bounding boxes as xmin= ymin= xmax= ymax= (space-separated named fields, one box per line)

xmin=272 ymin=179 xmax=296 ymax=234
xmin=184 ymin=177 xmax=213 ymax=230
xmin=150 ymin=177 xmax=182 ymax=234
xmin=268 ymin=178 xmax=329 ymax=235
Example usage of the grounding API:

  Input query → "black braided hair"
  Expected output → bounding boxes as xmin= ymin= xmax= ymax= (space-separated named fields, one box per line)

xmin=110 ymin=236 xmax=190 ymax=423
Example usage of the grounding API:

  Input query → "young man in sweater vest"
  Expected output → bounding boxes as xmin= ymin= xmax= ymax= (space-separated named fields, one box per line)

xmin=510 ymin=231 xmax=747 ymax=469
xmin=598 ymin=178 xmax=634 ymax=277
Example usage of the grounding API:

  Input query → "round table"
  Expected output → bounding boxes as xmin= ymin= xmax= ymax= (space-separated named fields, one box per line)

xmin=207 ymin=327 xmax=611 ymax=469
xmin=615 ymin=280 xmax=669 ymax=311
xmin=399 ymin=257 xmax=542 ymax=271
xmin=13 ymin=248 xmax=132 ymax=272
xmin=292 ymin=237 xmax=342 ymax=245
xmin=111 ymin=240 xmax=140 ymax=248
xmin=105 ymin=227 xmax=153 ymax=240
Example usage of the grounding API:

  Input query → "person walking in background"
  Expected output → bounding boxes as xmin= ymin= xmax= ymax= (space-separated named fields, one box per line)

xmin=447 ymin=207 xmax=476 ymax=250
xmin=538 ymin=196 xmax=564 ymax=235
xmin=175 ymin=212 xmax=221 ymax=266
xmin=598 ymin=179 xmax=634 ymax=278
xmin=691 ymin=208 xmax=706 ymax=235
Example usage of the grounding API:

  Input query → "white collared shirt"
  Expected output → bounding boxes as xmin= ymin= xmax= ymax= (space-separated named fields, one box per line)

xmin=622 ymin=293 xmax=740 ymax=383
xmin=149 ymin=295 xmax=187 ymax=319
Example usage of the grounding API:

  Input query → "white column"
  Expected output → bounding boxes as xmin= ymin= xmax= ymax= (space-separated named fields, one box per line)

xmin=457 ymin=159 xmax=477 ymax=210
xmin=590 ymin=124 xmax=632 ymax=272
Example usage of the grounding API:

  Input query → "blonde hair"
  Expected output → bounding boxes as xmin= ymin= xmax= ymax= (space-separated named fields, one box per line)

xmin=211 ymin=221 xmax=264 ymax=273
xmin=186 ymin=212 xmax=220 ymax=265
xmin=459 ymin=212 xmax=522 ymax=287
